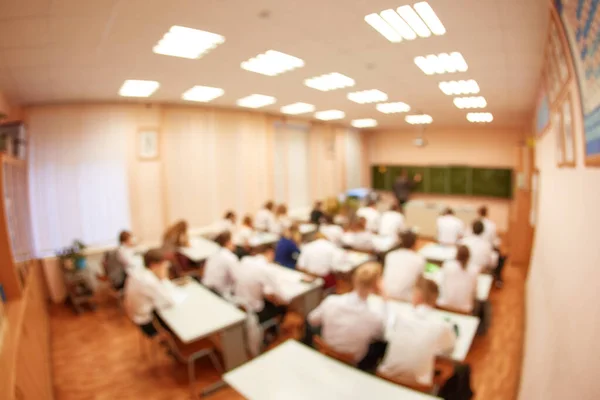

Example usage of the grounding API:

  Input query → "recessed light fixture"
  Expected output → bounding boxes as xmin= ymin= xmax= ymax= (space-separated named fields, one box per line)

xmin=454 ymin=96 xmax=487 ymax=109
xmin=467 ymin=112 xmax=493 ymax=123
xmin=119 ymin=80 xmax=160 ymax=97
xmin=351 ymin=118 xmax=378 ymax=128
xmin=182 ymin=85 xmax=224 ymax=102
xmin=376 ymin=102 xmax=411 ymax=114
xmin=347 ymin=89 xmax=388 ymax=104
xmin=153 ymin=26 xmax=225 ymax=59
xmin=241 ymin=50 xmax=304 ymax=76
xmin=280 ymin=102 xmax=315 ymax=115
xmin=236 ymin=94 xmax=276 ymax=108
xmin=414 ymin=52 xmax=468 ymax=75
xmin=439 ymin=80 xmax=480 ymax=95
xmin=315 ymin=110 xmax=345 ymax=121
xmin=304 ymin=72 xmax=355 ymax=91
xmin=365 ymin=2 xmax=445 ymax=43
xmin=405 ymin=114 xmax=433 ymax=124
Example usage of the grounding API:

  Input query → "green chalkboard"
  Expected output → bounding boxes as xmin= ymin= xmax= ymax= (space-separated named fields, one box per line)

xmin=449 ymin=167 xmax=470 ymax=195
xmin=429 ymin=167 xmax=449 ymax=194
xmin=472 ymin=168 xmax=513 ymax=198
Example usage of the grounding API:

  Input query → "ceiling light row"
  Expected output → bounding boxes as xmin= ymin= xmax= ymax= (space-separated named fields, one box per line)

xmin=415 ymin=52 xmax=468 ymax=75
xmin=153 ymin=25 xmax=225 ymax=59
xmin=305 ymin=72 xmax=355 ymax=91
xmin=467 ymin=112 xmax=493 ymax=123
xmin=241 ymin=50 xmax=304 ymax=76
xmin=365 ymin=2 xmax=445 ymax=43
xmin=439 ymin=80 xmax=479 ymax=95
xmin=454 ymin=96 xmax=487 ymax=109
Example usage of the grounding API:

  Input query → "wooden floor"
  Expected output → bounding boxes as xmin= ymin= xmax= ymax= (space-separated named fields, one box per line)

xmin=49 ymin=261 xmax=526 ymax=400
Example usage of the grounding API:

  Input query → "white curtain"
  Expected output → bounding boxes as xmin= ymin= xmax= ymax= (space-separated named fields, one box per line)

xmin=28 ymin=107 xmax=131 ymax=256
xmin=345 ymin=129 xmax=363 ymax=189
xmin=274 ymin=122 xmax=310 ymax=209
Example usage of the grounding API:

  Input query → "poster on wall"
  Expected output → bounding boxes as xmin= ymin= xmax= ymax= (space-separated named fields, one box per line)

xmin=536 ymin=81 xmax=551 ymax=136
xmin=555 ymin=0 xmax=600 ymax=165
xmin=550 ymin=18 xmax=570 ymax=86
xmin=138 ymin=129 xmax=159 ymax=160
xmin=561 ymin=90 xmax=576 ymax=166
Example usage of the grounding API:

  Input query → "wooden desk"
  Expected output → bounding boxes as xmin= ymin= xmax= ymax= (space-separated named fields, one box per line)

xmin=224 ymin=340 xmax=441 ymax=399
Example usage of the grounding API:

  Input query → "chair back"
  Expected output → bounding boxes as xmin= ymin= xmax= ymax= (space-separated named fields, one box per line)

xmin=313 ymin=335 xmax=355 ymax=365
xmin=102 ymin=250 xmax=126 ymax=289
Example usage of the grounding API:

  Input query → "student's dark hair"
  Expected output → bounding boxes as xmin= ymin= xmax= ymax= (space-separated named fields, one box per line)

xmin=242 ymin=215 xmax=253 ymax=227
xmin=472 ymin=220 xmax=485 ymax=235
xmin=390 ymin=203 xmax=400 ymax=212
xmin=276 ymin=204 xmax=288 ymax=216
xmin=265 ymin=201 xmax=274 ymax=210
xmin=356 ymin=216 xmax=367 ymax=230
xmin=456 ymin=245 xmax=470 ymax=269
xmin=215 ymin=231 xmax=232 ymax=247
xmin=119 ymin=230 xmax=132 ymax=244
xmin=478 ymin=206 xmax=488 ymax=218
xmin=415 ymin=277 xmax=440 ymax=305
xmin=400 ymin=231 xmax=417 ymax=249
xmin=144 ymin=248 xmax=165 ymax=268
xmin=224 ymin=210 xmax=235 ymax=220
xmin=314 ymin=201 xmax=322 ymax=208
xmin=444 ymin=207 xmax=455 ymax=216
xmin=367 ymin=199 xmax=377 ymax=207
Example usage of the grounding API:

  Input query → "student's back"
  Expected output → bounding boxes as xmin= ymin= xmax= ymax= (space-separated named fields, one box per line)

xmin=436 ymin=213 xmax=464 ymax=245
xmin=356 ymin=205 xmax=380 ymax=233
xmin=383 ymin=248 xmax=426 ymax=301
xmin=379 ymin=209 xmax=405 ymax=237
xmin=233 ymin=254 xmax=274 ymax=311
xmin=297 ymin=238 xmax=343 ymax=276
xmin=202 ymin=247 xmax=238 ymax=296
xmin=438 ymin=259 xmax=477 ymax=313
xmin=460 ymin=235 xmax=492 ymax=274
xmin=319 ymin=223 xmax=344 ymax=246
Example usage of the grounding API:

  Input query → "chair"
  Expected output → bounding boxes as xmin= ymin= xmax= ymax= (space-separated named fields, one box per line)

xmin=313 ymin=335 xmax=355 ymax=365
xmin=98 ymin=250 xmax=126 ymax=309
xmin=236 ymin=301 xmax=280 ymax=353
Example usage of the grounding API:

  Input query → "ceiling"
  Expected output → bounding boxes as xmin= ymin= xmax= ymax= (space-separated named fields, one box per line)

xmin=0 ymin=0 xmax=550 ymax=130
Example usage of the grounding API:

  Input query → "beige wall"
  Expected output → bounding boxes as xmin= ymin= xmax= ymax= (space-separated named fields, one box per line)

xmin=364 ymin=128 xmax=524 ymax=232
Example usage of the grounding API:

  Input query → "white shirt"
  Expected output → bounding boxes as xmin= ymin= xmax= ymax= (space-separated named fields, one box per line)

xmin=272 ymin=216 xmax=292 ymax=235
xmin=233 ymin=225 xmax=254 ymax=247
xmin=481 ymin=217 xmax=499 ymax=247
xmin=319 ymin=224 xmax=344 ymax=246
xmin=382 ymin=249 xmax=426 ymax=301
xmin=117 ymin=245 xmax=141 ymax=275
xmin=438 ymin=260 xmax=478 ymax=313
xmin=341 ymin=231 xmax=374 ymax=252
xmin=297 ymin=239 xmax=345 ymax=277
xmin=436 ymin=215 xmax=465 ymax=245
xmin=123 ymin=269 xmax=176 ymax=325
xmin=308 ymin=292 xmax=386 ymax=362
xmin=378 ymin=211 xmax=405 ymax=237
xmin=378 ymin=305 xmax=456 ymax=385
xmin=356 ymin=207 xmax=381 ymax=233
xmin=460 ymin=235 xmax=494 ymax=274
xmin=216 ymin=218 xmax=235 ymax=234
xmin=254 ymin=208 xmax=277 ymax=233
xmin=202 ymin=247 xmax=238 ymax=296
xmin=232 ymin=255 xmax=280 ymax=312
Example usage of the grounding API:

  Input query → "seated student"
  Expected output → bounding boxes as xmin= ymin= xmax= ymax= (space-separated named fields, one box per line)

xmin=460 ymin=220 xmax=494 ymax=275
xmin=162 ymin=220 xmax=191 ymax=277
xmin=202 ymin=231 xmax=238 ymax=297
xmin=123 ymin=249 xmax=176 ymax=337
xmin=436 ymin=208 xmax=465 ymax=245
xmin=117 ymin=230 xmax=139 ymax=274
xmin=378 ymin=203 xmax=406 ymax=237
xmin=310 ymin=201 xmax=325 ymax=224
xmin=274 ymin=223 xmax=301 ymax=269
xmin=233 ymin=247 xmax=287 ymax=323
xmin=217 ymin=210 xmax=237 ymax=234
xmin=477 ymin=206 xmax=506 ymax=288
xmin=438 ymin=245 xmax=477 ymax=313
xmin=378 ymin=278 xmax=457 ymax=386
xmin=382 ymin=231 xmax=426 ymax=301
xmin=273 ymin=204 xmax=292 ymax=235
xmin=305 ymin=262 xmax=388 ymax=371
xmin=319 ymin=215 xmax=345 ymax=246
xmin=356 ymin=199 xmax=381 ymax=233
xmin=297 ymin=232 xmax=345 ymax=289
xmin=254 ymin=201 xmax=277 ymax=233
xmin=341 ymin=217 xmax=374 ymax=252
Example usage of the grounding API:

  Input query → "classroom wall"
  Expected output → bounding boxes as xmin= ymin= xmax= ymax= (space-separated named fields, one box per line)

xmin=364 ymin=128 xmax=524 ymax=232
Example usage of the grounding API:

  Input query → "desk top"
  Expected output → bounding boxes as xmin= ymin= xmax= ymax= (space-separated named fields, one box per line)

xmin=224 ymin=340 xmax=440 ymax=400
xmin=335 ymin=250 xmax=374 ymax=273
xmin=179 ymin=237 xmax=221 ymax=262
xmin=369 ymin=296 xmax=480 ymax=362
xmin=299 ymin=223 xmax=317 ymax=234
xmin=265 ymin=263 xmax=323 ymax=303
xmin=372 ymin=235 xmax=399 ymax=253
xmin=248 ymin=232 xmax=280 ymax=248
xmin=157 ymin=281 xmax=246 ymax=344
xmin=418 ymin=243 xmax=457 ymax=263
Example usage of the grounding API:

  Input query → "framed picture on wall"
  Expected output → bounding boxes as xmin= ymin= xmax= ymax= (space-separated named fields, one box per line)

xmin=560 ymin=91 xmax=576 ymax=167
xmin=552 ymin=109 xmax=564 ymax=166
xmin=138 ymin=129 xmax=159 ymax=160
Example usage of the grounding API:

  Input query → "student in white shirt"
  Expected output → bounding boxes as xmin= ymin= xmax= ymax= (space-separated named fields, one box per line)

xmin=356 ymin=199 xmax=381 ymax=233
xmin=378 ymin=203 xmax=406 ymax=237
xmin=460 ymin=220 xmax=494 ymax=274
xmin=477 ymin=206 xmax=498 ymax=247
xmin=305 ymin=262 xmax=389 ymax=371
xmin=233 ymin=247 xmax=287 ymax=323
xmin=436 ymin=208 xmax=465 ymax=245
xmin=233 ymin=215 xmax=254 ymax=258
xmin=438 ymin=245 xmax=478 ymax=313
xmin=319 ymin=215 xmax=344 ymax=246
xmin=341 ymin=217 xmax=374 ymax=252
xmin=202 ymin=231 xmax=238 ymax=297
xmin=378 ymin=278 xmax=457 ymax=386
xmin=382 ymin=231 xmax=426 ymax=301
xmin=273 ymin=204 xmax=292 ymax=235
xmin=217 ymin=210 xmax=237 ymax=234
xmin=254 ymin=201 xmax=277 ymax=233
xmin=297 ymin=232 xmax=344 ymax=289
xmin=123 ymin=249 xmax=176 ymax=337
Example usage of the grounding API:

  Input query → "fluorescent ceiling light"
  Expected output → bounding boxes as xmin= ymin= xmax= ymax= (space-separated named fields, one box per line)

xmin=182 ymin=85 xmax=224 ymax=102
xmin=365 ymin=2 xmax=445 ymax=42
xmin=280 ymin=102 xmax=315 ymax=115
xmin=241 ymin=50 xmax=304 ymax=76
xmin=304 ymin=72 xmax=355 ymax=91
xmin=405 ymin=114 xmax=433 ymax=124
xmin=351 ymin=119 xmax=378 ymax=128
xmin=439 ymin=80 xmax=480 ymax=95
xmin=153 ymin=25 xmax=224 ymax=59
xmin=315 ymin=110 xmax=345 ymax=121
xmin=376 ymin=102 xmax=411 ymax=114
xmin=454 ymin=96 xmax=487 ymax=109
xmin=119 ymin=80 xmax=159 ymax=97
xmin=414 ymin=52 xmax=468 ymax=75
xmin=236 ymin=94 xmax=276 ymax=108
xmin=347 ymin=89 xmax=388 ymax=104
xmin=467 ymin=112 xmax=494 ymax=123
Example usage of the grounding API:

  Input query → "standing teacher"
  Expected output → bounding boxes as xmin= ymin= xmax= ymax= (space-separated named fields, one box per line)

xmin=393 ymin=169 xmax=422 ymax=207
